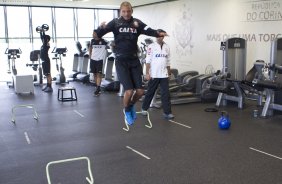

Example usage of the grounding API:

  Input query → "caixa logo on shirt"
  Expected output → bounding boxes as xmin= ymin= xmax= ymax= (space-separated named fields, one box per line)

xmin=155 ymin=54 xmax=167 ymax=58
xmin=93 ymin=45 xmax=103 ymax=48
xmin=119 ymin=27 xmax=137 ymax=33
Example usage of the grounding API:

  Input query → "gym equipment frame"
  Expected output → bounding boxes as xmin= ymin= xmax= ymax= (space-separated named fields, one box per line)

xmin=46 ymin=156 xmax=94 ymax=184
xmin=123 ymin=111 xmax=152 ymax=132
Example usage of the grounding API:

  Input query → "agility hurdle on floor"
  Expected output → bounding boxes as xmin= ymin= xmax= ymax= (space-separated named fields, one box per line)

xmin=46 ymin=156 xmax=94 ymax=184
xmin=123 ymin=111 xmax=152 ymax=132
xmin=11 ymin=104 xmax=39 ymax=123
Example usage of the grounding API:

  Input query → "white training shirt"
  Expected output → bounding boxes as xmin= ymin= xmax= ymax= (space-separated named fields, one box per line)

xmin=90 ymin=39 xmax=108 ymax=61
xmin=146 ymin=42 xmax=171 ymax=78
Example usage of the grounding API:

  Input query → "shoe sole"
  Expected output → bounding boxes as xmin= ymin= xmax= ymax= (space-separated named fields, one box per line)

xmin=43 ymin=88 xmax=53 ymax=92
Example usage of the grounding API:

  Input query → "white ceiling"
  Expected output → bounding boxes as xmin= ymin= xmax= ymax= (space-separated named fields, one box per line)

xmin=0 ymin=0 xmax=171 ymax=9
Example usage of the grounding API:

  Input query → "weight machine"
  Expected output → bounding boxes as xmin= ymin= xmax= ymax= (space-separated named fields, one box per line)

xmin=207 ymin=37 xmax=282 ymax=118
xmin=251 ymin=38 xmax=282 ymax=117
xmin=209 ymin=38 xmax=247 ymax=109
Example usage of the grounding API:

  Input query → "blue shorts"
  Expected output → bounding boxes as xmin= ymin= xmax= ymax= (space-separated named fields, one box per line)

xmin=115 ymin=55 xmax=143 ymax=91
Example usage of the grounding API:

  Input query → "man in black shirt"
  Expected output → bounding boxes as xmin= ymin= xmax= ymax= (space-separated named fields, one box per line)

xmin=95 ymin=1 xmax=168 ymax=125
xmin=40 ymin=31 xmax=52 ymax=92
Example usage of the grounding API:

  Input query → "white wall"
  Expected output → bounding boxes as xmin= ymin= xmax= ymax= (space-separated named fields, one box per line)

xmin=134 ymin=0 xmax=282 ymax=74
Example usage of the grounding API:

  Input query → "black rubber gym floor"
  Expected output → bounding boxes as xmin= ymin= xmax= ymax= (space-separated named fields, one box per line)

xmin=0 ymin=82 xmax=281 ymax=184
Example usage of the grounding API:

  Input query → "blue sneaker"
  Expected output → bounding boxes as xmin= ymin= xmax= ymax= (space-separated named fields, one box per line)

xmin=123 ymin=109 xmax=134 ymax=125
xmin=130 ymin=105 xmax=137 ymax=120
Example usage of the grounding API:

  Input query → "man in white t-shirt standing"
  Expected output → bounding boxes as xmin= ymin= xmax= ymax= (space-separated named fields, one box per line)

xmin=141 ymin=29 xmax=174 ymax=119
xmin=89 ymin=30 xmax=108 ymax=96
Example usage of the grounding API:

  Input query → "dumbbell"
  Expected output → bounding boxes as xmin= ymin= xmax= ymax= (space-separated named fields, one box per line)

xmin=36 ymin=24 xmax=49 ymax=33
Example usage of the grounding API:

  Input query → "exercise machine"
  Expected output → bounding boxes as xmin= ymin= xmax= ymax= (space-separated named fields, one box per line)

xmin=5 ymin=48 xmax=21 ymax=76
xmin=26 ymin=50 xmax=43 ymax=85
xmin=240 ymin=60 xmax=266 ymax=106
xmin=253 ymin=38 xmax=282 ymax=117
xmin=101 ymin=53 xmax=120 ymax=91
xmin=152 ymin=70 xmax=216 ymax=105
xmin=210 ymin=38 xmax=247 ymax=109
xmin=76 ymin=41 xmax=90 ymax=83
xmin=170 ymin=72 xmax=215 ymax=105
xmin=52 ymin=47 xmax=68 ymax=84
xmin=69 ymin=41 xmax=90 ymax=83
xmin=69 ymin=41 xmax=86 ymax=79
xmin=75 ymin=53 xmax=90 ymax=83
xmin=139 ymin=38 xmax=153 ymax=72
xmin=5 ymin=48 xmax=22 ymax=87
xmin=209 ymin=39 xmax=269 ymax=109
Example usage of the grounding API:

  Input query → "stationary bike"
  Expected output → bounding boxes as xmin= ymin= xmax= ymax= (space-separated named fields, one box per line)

xmin=26 ymin=50 xmax=43 ymax=85
xmin=5 ymin=48 xmax=22 ymax=87
xmin=52 ymin=47 xmax=68 ymax=84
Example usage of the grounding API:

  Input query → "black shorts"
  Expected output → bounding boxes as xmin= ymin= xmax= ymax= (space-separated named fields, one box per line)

xmin=42 ymin=57 xmax=51 ymax=76
xmin=90 ymin=59 xmax=103 ymax=74
xmin=115 ymin=55 xmax=143 ymax=90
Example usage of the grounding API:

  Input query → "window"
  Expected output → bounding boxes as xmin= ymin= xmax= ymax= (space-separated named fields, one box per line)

xmin=77 ymin=9 xmax=94 ymax=38
xmin=98 ymin=9 xmax=115 ymax=25
xmin=32 ymin=7 xmax=53 ymax=50
xmin=0 ymin=6 xmax=118 ymax=81
xmin=0 ymin=7 xmax=7 ymax=78
xmin=55 ymin=8 xmax=74 ymax=38
xmin=6 ymin=6 xmax=29 ymax=38
xmin=5 ymin=8 xmax=31 ymax=76
xmin=96 ymin=9 xmax=117 ymax=39
xmin=0 ymin=6 xmax=5 ymax=39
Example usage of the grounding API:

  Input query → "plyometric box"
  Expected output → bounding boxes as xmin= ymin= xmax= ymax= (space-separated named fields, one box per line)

xmin=14 ymin=75 xmax=34 ymax=94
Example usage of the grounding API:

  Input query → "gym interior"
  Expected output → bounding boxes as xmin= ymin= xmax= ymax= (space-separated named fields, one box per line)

xmin=0 ymin=0 xmax=281 ymax=184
